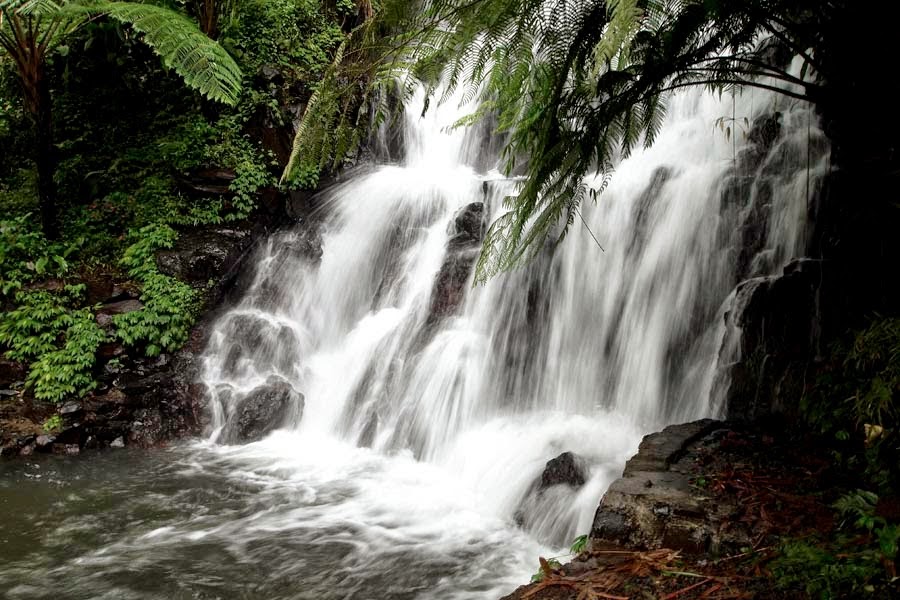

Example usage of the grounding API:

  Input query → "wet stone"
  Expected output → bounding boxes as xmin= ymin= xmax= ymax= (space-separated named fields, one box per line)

xmin=35 ymin=435 xmax=55 ymax=450
xmin=540 ymin=451 xmax=587 ymax=490
xmin=59 ymin=401 xmax=82 ymax=416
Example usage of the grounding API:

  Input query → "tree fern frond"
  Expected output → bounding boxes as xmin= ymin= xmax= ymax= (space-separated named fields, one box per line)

xmin=66 ymin=1 xmax=242 ymax=105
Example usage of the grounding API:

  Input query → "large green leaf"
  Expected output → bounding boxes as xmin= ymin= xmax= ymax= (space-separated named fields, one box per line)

xmin=67 ymin=1 xmax=243 ymax=105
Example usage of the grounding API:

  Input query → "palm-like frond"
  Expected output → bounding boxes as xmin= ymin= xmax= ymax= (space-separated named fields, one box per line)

xmin=63 ymin=1 xmax=242 ymax=105
xmin=0 ymin=0 xmax=62 ymax=16
xmin=279 ymin=0 xmax=829 ymax=279
xmin=2 ymin=0 xmax=242 ymax=105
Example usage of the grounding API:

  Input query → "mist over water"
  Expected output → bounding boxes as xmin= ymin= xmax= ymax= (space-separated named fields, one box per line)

xmin=0 ymin=85 xmax=826 ymax=599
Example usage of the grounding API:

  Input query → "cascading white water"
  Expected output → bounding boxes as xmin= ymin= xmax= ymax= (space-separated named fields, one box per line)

xmin=193 ymin=82 xmax=827 ymax=594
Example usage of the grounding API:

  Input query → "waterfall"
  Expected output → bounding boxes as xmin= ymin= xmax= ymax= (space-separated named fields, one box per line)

xmin=199 ymin=84 xmax=827 ymax=554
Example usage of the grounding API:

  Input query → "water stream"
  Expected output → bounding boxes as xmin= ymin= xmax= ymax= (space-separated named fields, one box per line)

xmin=0 ymin=85 xmax=826 ymax=599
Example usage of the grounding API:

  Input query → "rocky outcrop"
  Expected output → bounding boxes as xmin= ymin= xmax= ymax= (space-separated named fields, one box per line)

xmin=221 ymin=379 xmax=303 ymax=444
xmin=589 ymin=419 xmax=752 ymax=554
xmin=719 ymin=259 xmax=821 ymax=420
xmin=1 ymin=221 xmax=268 ymax=458
xmin=539 ymin=452 xmax=587 ymax=490
xmin=157 ymin=227 xmax=255 ymax=293
xmin=0 ymin=359 xmax=25 ymax=389
xmin=428 ymin=202 xmax=485 ymax=322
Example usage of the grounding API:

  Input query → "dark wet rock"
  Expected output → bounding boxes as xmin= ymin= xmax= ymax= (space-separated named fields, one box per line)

xmin=96 ymin=299 xmax=144 ymax=328
xmin=176 ymin=168 xmax=237 ymax=197
xmin=0 ymin=359 xmax=26 ymax=387
xmin=589 ymin=419 xmax=746 ymax=554
xmin=24 ymin=278 xmax=65 ymax=293
xmin=82 ymin=270 xmax=138 ymax=306
xmin=719 ymin=259 xmax=821 ymax=420
xmin=97 ymin=342 xmax=126 ymax=362
xmin=156 ymin=227 xmax=253 ymax=289
xmin=35 ymin=434 xmax=55 ymax=450
xmin=218 ymin=314 xmax=300 ymax=375
xmin=257 ymin=64 xmax=285 ymax=86
xmin=115 ymin=371 xmax=169 ymax=395
xmin=128 ymin=409 xmax=166 ymax=447
xmin=53 ymin=443 xmax=80 ymax=456
xmin=427 ymin=203 xmax=486 ymax=323
xmin=283 ymin=226 xmax=324 ymax=263
xmin=629 ymin=167 xmax=672 ymax=254
xmin=59 ymin=401 xmax=82 ymax=417
xmin=225 ymin=379 xmax=304 ymax=444
xmin=540 ymin=452 xmax=587 ymax=490
xmin=448 ymin=202 xmax=485 ymax=249
xmin=98 ymin=299 xmax=144 ymax=315
xmin=428 ymin=247 xmax=480 ymax=321
xmin=747 ymin=112 xmax=783 ymax=155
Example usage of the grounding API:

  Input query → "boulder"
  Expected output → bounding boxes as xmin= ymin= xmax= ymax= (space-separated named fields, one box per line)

xmin=428 ymin=203 xmax=485 ymax=322
xmin=448 ymin=202 xmax=485 ymax=249
xmin=539 ymin=451 xmax=587 ymax=490
xmin=35 ymin=434 xmax=55 ymax=451
xmin=589 ymin=419 xmax=740 ymax=554
xmin=225 ymin=379 xmax=304 ymax=444
xmin=156 ymin=227 xmax=253 ymax=288
xmin=96 ymin=299 xmax=144 ymax=329
xmin=175 ymin=168 xmax=236 ymax=197
xmin=59 ymin=401 xmax=82 ymax=417
xmin=0 ymin=358 xmax=26 ymax=388
xmin=719 ymin=259 xmax=821 ymax=420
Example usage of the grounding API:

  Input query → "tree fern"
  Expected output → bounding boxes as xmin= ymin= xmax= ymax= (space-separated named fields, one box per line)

xmin=279 ymin=0 xmax=832 ymax=279
xmin=66 ymin=1 xmax=242 ymax=105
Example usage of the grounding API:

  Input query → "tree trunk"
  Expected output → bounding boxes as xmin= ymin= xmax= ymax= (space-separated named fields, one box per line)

xmin=200 ymin=0 xmax=219 ymax=39
xmin=34 ymin=67 xmax=59 ymax=241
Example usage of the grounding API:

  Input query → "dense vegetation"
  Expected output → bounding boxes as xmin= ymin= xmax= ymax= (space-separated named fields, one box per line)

xmin=1 ymin=0 xmax=359 ymax=406
xmin=2 ymin=0 xmax=898 ymax=594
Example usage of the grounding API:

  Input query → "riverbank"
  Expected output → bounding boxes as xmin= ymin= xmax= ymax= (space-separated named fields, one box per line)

xmin=0 ymin=221 xmax=268 ymax=456
xmin=502 ymin=420 xmax=900 ymax=599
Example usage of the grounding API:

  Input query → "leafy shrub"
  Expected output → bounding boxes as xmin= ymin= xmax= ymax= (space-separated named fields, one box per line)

xmin=0 ymin=215 xmax=76 ymax=296
xmin=112 ymin=224 xmax=199 ymax=357
xmin=802 ymin=316 xmax=900 ymax=492
xmin=220 ymin=0 xmax=343 ymax=75
xmin=771 ymin=490 xmax=899 ymax=599
xmin=42 ymin=415 xmax=63 ymax=432
xmin=0 ymin=286 xmax=105 ymax=402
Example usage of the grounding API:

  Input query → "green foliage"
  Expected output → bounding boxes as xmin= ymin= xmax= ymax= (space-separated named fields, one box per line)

xmin=113 ymin=224 xmax=199 ymax=357
xmin=530 ymin=558 xmax=562 ymax=583
xmin=281 ymin=6 xmax=406 ymax=187
xmin=772 ymin=490 xmax=900 ymax=599
xmin=42 ymin=414 xmax=63 ymax=432
xmin=802 ymin=317 xmax=900 ymax=492
xmin=26 ymin=305 xmax=105 ymax=402
xmin=282 ymin=37 xmax=358 ymax=187
xmin=834 ymin=490 xmax=900 ymax=561
xmin=0 ymin=214 xmax=76 ymax=296
xmin=219 ymin=0 xmax=343 ymax=75
xmin=204 ymin=114 xmax=276 ymax=220
xmin=0 ymin=0 xmax=348 ymax=408
xmin=0 ymin=285 xmax=105 ymax=402
xmin=771 ymin=539 xmax=880 ymax=599
xmin=287 ymin=0 xmax=846 ymax=279
xmin=570 ymin=534 xmax=588 ymax=555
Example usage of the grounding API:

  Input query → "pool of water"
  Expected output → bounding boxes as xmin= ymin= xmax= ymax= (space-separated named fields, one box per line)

xmin=0 ymin=434 xmax=554 ymax=600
